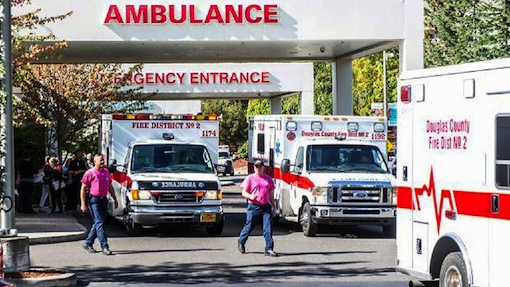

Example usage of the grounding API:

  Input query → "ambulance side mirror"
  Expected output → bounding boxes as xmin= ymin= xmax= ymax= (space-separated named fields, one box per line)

xmin=107 ymin=159 xmax=118 ymax=173
xmin=109 ymin=159 xmax=126 ymax=173
xmin=281 ymin=159 xmax=291 ymax=173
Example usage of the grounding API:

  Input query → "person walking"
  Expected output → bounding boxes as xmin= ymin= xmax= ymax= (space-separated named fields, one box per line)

xmin=237 ymin=159 xmax=278 ymax=257
xmin=80 ymin=154 xmax=118 ymax=255
xmin=38 ymin=155 xmax=52 ymax=213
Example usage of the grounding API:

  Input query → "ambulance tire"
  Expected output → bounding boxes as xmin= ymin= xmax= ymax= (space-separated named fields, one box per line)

xmin=206 ymin=217 xmax=224 ymax=236
xmin=301 ymin=202 xmax=318 ymax=237
xmin=439 ymin=252 xmax=468 ymax=287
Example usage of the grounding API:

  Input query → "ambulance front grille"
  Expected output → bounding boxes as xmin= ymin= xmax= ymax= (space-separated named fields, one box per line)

xmin=156 ymin=193 xmax=203 ymax=203
xmin=332 ymin=187 xmax=389 ymax=204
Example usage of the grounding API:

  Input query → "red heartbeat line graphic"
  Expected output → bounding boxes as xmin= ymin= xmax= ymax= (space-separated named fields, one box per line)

xmin=413 ymin=167 xmax=455 ymax=233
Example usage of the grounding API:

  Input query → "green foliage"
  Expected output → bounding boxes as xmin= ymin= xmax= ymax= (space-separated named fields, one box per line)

xmin=425 ymin=0 xmax=510 ymax=67
xmin=201 ymin=99 xmax=248 ymax=149
xmin=282 ymin=94 xmax=300 ymax=114
xmin=246 ymin=99 xmax=270 ymax=120
xmin=314 ymin=62 xmax=333 ymax=115
xmin=237 ymin=141 xmax=249 ymax=159
xmin=352 ymin=49 xmax=399 ymax=116
xmin=15 ymin=64 xmax=147 ymax=159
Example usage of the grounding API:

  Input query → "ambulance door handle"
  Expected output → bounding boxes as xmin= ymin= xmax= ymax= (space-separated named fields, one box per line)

xmin=491 ymin=194 xmax=500 ymax=214
xmin=403 ymin=166 xmax=408 ymax=182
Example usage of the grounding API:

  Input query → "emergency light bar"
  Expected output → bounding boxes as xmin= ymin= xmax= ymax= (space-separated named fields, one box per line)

xmin=112 ymin=113 xmax=218 ymax=120
xmin=347 ymin=122 xmax=359 ymax=132
xmin=311 ymin=121 xmax=323 ymax=131
xmin=374 ymin=123 xmax=385 ymax=132
xmin=286 ymin=121 xmax=297 ymax=131
xmin=400 ymin=85 xmax=411 ymax=103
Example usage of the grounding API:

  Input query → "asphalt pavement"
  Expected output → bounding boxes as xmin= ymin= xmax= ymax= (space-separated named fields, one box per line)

xmin=12 ymin=175 xmax=243 ymax=245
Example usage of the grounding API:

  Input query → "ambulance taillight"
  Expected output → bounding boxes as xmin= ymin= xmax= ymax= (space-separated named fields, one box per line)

xmin=400 ymin=85 xmax=411 ymax=103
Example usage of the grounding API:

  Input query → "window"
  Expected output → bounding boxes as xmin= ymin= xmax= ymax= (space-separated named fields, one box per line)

xmin=130 ymin=144 xmax=214 ymax=173
xmin=257 ymin=133 xmax=265 ymax=154
xmin=293 ymin=147 xmax=304 ymax=173
xmin=496 ymin=116 xmax=510 ymax=188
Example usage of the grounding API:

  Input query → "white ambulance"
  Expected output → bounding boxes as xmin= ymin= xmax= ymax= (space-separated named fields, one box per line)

xmin=396 ymin=58 xmax=510 ymax=287
xmin=248 ymin=115 xmax=396 ymax=237
xmin=99 ymin=113 xmax=224 ymax=236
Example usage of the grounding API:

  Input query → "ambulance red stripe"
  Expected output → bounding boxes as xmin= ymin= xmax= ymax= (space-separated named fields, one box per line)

xmin=248 ymin=162 xmax=315 ymax=190
xmin=397 ymin=187 xmax=510 ymax=220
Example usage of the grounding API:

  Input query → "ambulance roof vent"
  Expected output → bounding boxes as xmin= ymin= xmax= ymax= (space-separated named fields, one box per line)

xmin=162 ymin=133 xmax=175 ymax=140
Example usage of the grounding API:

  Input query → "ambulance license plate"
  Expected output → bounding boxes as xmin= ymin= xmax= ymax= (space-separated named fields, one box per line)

xmin=200 ymin=214 xmax=216 ymax=223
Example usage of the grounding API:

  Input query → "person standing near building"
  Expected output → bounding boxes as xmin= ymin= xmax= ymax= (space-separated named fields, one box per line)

xmin=49 ymin=157 xmax=64 ymax=213
xmin=67 ymin=150 xmax=87 ymax=212
xmin=18 ymin=151 xmax=38 ymax=214
xmin=38 ymin=155 xmax=52 ymax=213
xmin=237 ymin=159 xmax=278 ymax=257
xmin=80 ymin=154 xmax=118 ymax=255
xmin=86 ymin=153 xmax=94 ymax=169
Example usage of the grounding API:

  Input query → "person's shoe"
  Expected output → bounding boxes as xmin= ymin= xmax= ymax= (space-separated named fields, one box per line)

xmin=264 ymin=250 xmax=278 ymax=257
xmin=82 ymin=244 xmax=96 ymax=254
xmin=237 ymin=243 xmax=245 ymax=254
xmin=101 ymin=248 xmax=113 ymax=256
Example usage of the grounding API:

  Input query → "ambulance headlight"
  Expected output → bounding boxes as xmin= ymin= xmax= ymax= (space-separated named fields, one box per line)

xmin=138 ymin=190 xmax=152 ymax=200
xmin=390 ymin=187 xmax=397 ymax=205
xmin=311 ymin=186 xmax=328 ymax=204
xmin=204 ymin=190 xmax=218 ymax=200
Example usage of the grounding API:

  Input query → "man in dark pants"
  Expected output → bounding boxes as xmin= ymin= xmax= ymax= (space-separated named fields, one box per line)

xmin=237 ymin=159 xmax=278 ymax=257
xmin=80 ymin=154 xmax=118 ymax=255
xmin=67 ymin=150 xmax=87 ymax=212
xmin=18 ymin=151 xmax=37 ymax=214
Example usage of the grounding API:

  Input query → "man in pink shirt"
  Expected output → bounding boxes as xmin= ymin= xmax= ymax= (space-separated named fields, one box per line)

xmin=80 ymin=154 xmax=118 ymax=255
xmin=237 ymin=159 xmax=278 ymax=257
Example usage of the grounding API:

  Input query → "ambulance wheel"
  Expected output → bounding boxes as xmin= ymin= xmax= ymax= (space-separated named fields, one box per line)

xmin=300 ymin=202 xmax=318 ymax=237
xmin=206 ymin=217 xmax=224 ymax=236
xmin=126 ymin=219 xmax=142 ymax=236
xmin=439 ymin=252 xmax=468 ymax=287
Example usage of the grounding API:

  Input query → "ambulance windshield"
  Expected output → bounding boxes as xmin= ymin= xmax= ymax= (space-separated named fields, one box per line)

xmin=130 ymin=144 xmax=215 ymax=173
xmin=306 ymin=144 xmax=389 ymax=174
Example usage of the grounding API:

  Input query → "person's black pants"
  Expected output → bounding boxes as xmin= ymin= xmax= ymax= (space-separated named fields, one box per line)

xmin=19 ymin=181 xmax=35 ymax=213
xmin=65 ymin=182 xmax=80 ymax=211
xmin=51 ymin=188 xmax=63 ymax=213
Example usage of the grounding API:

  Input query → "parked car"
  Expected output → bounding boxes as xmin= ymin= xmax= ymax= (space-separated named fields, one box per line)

xmin=217 ymin=148 xmax=235 ymax=176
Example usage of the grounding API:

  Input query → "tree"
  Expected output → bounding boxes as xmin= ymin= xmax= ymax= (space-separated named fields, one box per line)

xmin=282 ymin=94 xmax=300 ymax=114
xmin=15 ymin=64 xmax=147 ymax=159
xmin=246 ymin=98 xmax=270 ymax=119
xmin=352 ymin=50 xmax=399 ymax=116
xmin=201 ymin=99 xmax=248 ymax=149
xmin=314 ymin=62 xmax=333 ymax=115
xmin=425 ymin=0 xmax=510 ymax=67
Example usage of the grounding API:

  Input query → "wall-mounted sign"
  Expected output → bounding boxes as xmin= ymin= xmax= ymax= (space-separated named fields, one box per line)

xmin=104 ymin=4 xmax=279 ymax=25
xmin=112 ymin=71 xmax=270 ymax=85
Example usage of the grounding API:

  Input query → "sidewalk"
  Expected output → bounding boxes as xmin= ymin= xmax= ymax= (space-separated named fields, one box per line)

xmin=14 ymin=211 xmax=88 ymax=245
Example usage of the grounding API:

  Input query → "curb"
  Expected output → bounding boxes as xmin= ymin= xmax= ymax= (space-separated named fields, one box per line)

xmin=27 ymin=230 xmax=88 ymax=245
xmin=9 ymin=269 xmax=77 ymax=287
